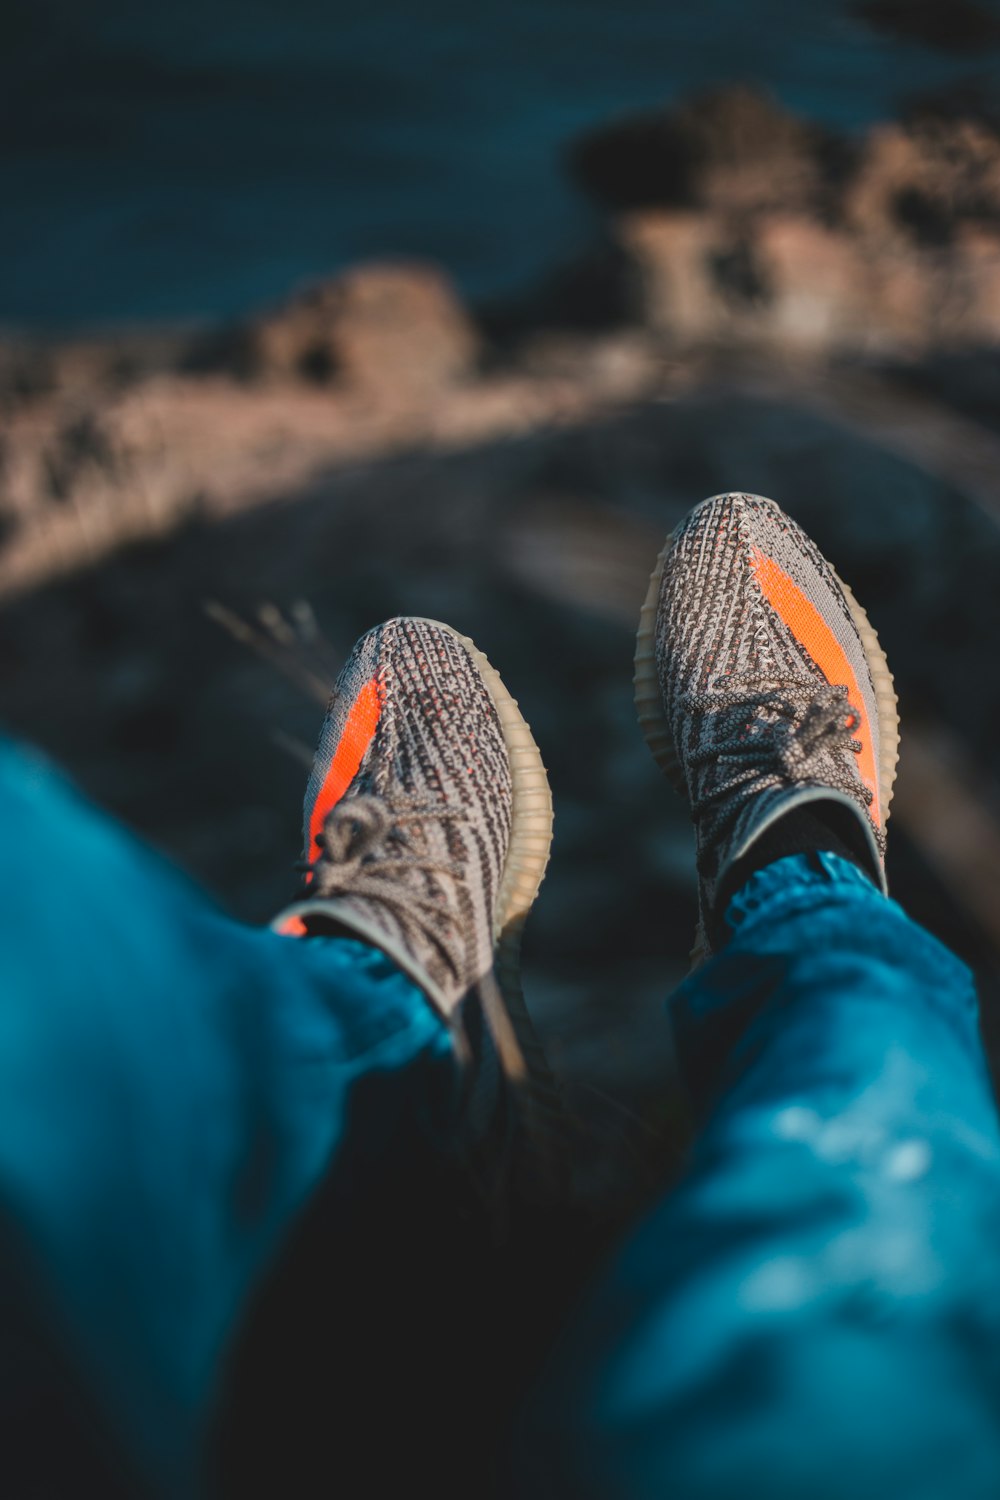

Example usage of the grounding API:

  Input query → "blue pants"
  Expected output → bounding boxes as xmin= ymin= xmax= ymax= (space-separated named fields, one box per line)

xmin=3 ymin=737 xmax=1000 ymax=1497
xmin=520 ymin=854 xmax=1000 ymax=1499
xmin=0 ymin=739 xmax=460 ymax=1495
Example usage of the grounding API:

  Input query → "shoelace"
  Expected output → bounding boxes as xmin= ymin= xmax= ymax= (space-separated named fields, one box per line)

xmin=302 ymin=794 xmax=468 ymax=980
xmin=682 ymin=678 xmax=870 ymax=864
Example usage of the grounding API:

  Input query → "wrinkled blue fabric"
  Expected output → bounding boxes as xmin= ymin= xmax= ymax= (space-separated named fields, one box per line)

xmin=7 ymin=727 xmax=1000 ymax=1500
xmin=0 ymin=738 xmax=457 ymax=1495
xmin=520 ymin=851 xmax=1000 ymax=1500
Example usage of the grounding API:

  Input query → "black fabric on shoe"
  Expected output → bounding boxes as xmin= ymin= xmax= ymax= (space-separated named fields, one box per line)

xmin=713 ymin=801 xmax=879 ymax=936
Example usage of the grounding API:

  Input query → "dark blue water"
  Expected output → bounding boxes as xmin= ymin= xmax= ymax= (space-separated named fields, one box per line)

xmin=2 ymin=0 xmax=994 ymax=329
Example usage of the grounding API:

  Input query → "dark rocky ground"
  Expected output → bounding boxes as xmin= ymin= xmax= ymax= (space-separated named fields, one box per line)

xmin=6 ymin=86 xmax=1000 ymax=1494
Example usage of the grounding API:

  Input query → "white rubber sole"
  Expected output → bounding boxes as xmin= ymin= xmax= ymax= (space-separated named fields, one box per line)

xmin=633 ymin=511 xmax=901 ymax=953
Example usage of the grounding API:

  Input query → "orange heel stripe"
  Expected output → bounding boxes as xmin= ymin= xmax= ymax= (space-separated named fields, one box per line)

xmin=277 ymin=915 xmax=308 ymax=937
xmin=306 ymin=677 xmax=384 ymax=876
xmin=751 ymin=549 xmax=881 ymax=827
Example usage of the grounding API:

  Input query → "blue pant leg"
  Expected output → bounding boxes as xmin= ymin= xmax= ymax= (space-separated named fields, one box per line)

xmin=521 ymin=854 xmax=1000 ymax=1500
xmin=0 ymin=738 xmax=458 ymax=1495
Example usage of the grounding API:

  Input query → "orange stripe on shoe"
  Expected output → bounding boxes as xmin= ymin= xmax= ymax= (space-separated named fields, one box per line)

xmin=277 ymin=915 xmax=308 ymax=937
xmin=750 ymin=548 xmax=881 ymax=827
xmin=306 ymin=676 xmax=384 ymax=877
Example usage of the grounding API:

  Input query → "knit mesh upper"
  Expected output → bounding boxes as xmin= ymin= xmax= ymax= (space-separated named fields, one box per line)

xmin=300 ymin=617 xmax=513 ymax=1011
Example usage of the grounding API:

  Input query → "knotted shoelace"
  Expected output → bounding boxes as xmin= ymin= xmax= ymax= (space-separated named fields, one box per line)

xmin=302 ymin=794 xmax=468 ymax=980
xmin=681 ymin=678 xmax=871 ymax=864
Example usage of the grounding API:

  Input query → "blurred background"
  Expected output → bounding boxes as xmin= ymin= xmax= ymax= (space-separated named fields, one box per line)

xmin=6 ymin=1 xmax=1000 ymax=1487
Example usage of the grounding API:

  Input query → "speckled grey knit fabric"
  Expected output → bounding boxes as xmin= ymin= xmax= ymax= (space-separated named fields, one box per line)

xmin=298 ymin=616 xmax=513 ymax=1014
xmin=655 ymin=492 xmax=887 ymax=946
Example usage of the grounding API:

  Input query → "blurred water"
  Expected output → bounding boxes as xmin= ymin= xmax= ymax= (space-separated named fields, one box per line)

xmin=1 ymin=0 xmax=995 ymax=328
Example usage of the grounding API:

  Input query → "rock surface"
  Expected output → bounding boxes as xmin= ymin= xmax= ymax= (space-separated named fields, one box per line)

xmin=209 ymin=260 xmax=482 ymax=397
xmin=570 ymin=86 xmax=1000 ymax=355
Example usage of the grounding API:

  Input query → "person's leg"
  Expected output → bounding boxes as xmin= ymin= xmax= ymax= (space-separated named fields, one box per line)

xmin=521 ymin=489 xmax=1000 ymax=1498
xmin=0 ymin=615 xmax=559 ymax=1496
xmin=519 ymin=851 xmax=1000 ymax=1499
xmin=0 ymin=734 xmax=458 ymax=1496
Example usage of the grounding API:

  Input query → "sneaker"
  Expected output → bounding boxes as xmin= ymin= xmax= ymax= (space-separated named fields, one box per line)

xmin=273 ymin=615 xmax=561 ymax=1186
xmin=634 ymin=492 xmax=899 ymax=957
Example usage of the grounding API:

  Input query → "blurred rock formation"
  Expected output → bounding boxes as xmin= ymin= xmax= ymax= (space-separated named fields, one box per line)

xmin=571 ymin=85 xmax=1000 ymax=353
